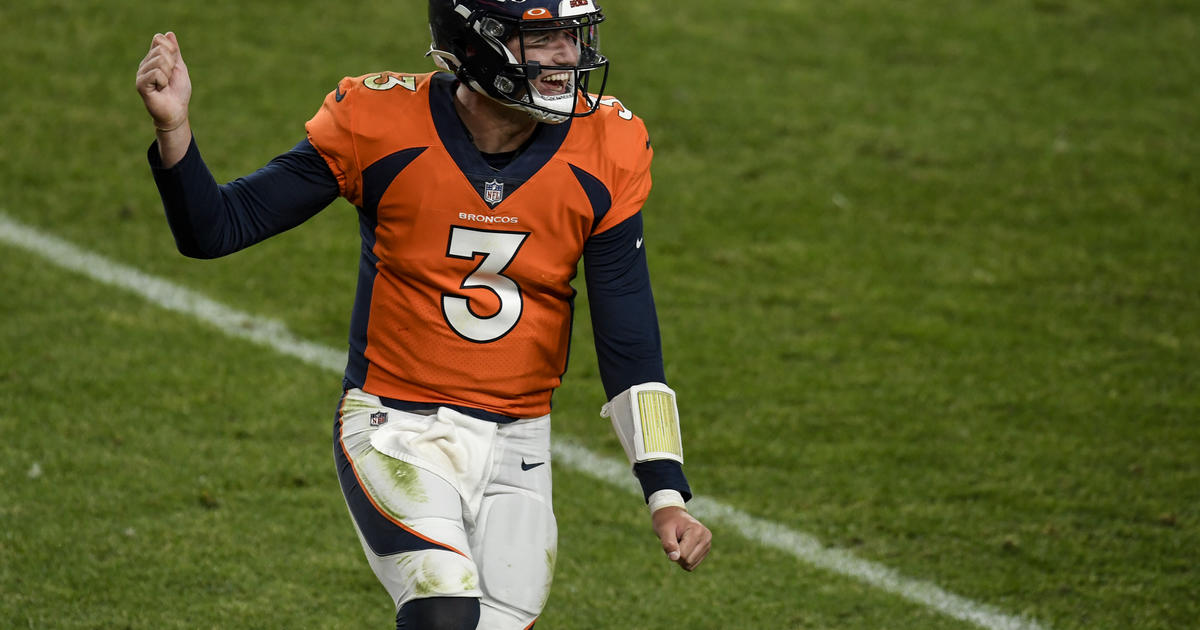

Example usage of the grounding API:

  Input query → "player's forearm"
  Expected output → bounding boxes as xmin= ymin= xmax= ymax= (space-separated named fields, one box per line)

xmin=585 ymin=216 xmax=692 ymax=501
xmin=635 ymin=459 xmax=692 ymax=503
xmin=149 ymin=136 xmax=231 ymax=258
xmin=154 ymin=119 xmax=192 ymax=168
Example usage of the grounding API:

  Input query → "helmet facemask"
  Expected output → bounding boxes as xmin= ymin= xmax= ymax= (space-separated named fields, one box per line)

xmin=429 ymin=2 xmax=609 ymax=124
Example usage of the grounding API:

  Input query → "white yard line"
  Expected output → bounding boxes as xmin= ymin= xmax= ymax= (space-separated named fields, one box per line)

xmin=1 ymin=211 xmax=1048 ymax=630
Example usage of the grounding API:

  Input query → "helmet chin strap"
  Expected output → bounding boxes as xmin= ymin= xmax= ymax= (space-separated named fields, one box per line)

xmin=429 ymin=45 xmax=577 ymax=124
xmin=496 ymin=86 xmax=573 ymax=124
xmin=525 ymin=72 xmax=577 ymax=123
xmin=427 ymin=47 xmax=460 ymax=73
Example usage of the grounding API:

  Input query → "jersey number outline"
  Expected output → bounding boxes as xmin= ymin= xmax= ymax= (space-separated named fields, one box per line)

xmin=442 ymin=226 xmax=531 ymax=343
xmin=598 ymin=96 xmax=633 ymax=120
xmin=364 ymin=73 xmax=417 ymax=92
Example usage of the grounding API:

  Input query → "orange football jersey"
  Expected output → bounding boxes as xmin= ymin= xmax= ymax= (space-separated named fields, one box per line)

xmin=305 ymin=72 xmax=652 ymax=419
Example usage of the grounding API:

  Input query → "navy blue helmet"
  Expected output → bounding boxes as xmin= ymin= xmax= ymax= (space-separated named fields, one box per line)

xmin=428 ymin=0 xmax=609 ymax=123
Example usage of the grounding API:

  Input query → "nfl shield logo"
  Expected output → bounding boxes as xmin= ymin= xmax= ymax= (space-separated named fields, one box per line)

xmin=369 ymin=411 xmax=388 ymax=427
xmin=484 ymin=179 xmax=504 ymax=205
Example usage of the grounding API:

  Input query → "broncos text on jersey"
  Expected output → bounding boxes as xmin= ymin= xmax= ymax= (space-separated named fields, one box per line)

xmin=306 ymin=72 xmax=653 ymax=419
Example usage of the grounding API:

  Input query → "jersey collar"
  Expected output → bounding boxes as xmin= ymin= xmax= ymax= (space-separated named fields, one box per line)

xmin=429 ymin=73 xmax=571 ymax=206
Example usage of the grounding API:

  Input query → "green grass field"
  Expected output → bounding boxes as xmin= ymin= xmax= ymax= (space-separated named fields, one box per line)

xmin=2 ymin=1 xmax=1198 ymax=628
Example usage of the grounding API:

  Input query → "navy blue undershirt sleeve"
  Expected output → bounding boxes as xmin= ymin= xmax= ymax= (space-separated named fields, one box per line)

xmin=148 ymin=137 xmax=340 ymax=258
xmin=583 ymin=212 xmax=665 ymax=398
xmin=584 ymin=213 xmax=692 ymax=503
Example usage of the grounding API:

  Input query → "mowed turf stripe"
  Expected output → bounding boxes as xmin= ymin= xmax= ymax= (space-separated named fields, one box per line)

xmin=0 ymin=211 xmax=1048 ymax=630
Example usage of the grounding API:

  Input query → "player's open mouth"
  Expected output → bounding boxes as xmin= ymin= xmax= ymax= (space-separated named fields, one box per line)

xmin=537 ymin=72 xmax=572 ymax=95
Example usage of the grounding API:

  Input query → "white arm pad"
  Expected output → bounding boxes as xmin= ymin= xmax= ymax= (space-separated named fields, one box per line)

xmin=600 ymin=382 xmax=684 ymax=466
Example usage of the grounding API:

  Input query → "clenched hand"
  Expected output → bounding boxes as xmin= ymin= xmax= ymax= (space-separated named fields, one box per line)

xmin=652 ymin=506 xmax=712 ymax=571
xmin=135 ymin=32 xmax=192 ymax=166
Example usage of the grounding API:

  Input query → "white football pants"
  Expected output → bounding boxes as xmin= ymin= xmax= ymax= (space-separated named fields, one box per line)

xmin=334 ymin=388 xmax=556 ymax=630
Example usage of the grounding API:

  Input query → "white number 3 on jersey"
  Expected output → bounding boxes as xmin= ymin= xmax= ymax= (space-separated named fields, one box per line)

xmin=442 ymin=226 xmax=530 ymax=343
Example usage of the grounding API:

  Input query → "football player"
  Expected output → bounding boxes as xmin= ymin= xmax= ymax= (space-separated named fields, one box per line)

xmin=136 ymin=1 xmax=712 ymax=628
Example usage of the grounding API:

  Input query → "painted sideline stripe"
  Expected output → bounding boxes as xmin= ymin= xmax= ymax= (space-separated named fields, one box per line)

xmin=0 ymin=214 xmax=344 ymax=374
xmin=0 ymin=212 xmax=1048 ymax=630
xmin=552 ymin=441 xmax=1047 ymax=630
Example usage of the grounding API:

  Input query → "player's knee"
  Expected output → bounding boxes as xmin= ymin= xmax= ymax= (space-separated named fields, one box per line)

xmin=396 ymin=596 xmax=481 ymax=630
